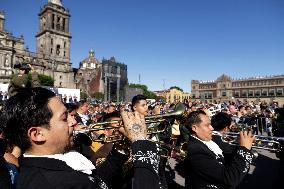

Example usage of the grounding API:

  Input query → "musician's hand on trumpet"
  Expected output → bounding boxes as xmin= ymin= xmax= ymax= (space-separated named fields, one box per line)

xmin=120 ymin=111 xmax=147 ymax=142
xmin=239 ymin=130 xmax=255 ymax=150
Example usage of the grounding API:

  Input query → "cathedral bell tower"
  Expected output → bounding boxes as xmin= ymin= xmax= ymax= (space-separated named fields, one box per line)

xmin=36 ymin=0 xmax=71 ymax=63
xmin=0 ymin=11 xmax=5 ymax=31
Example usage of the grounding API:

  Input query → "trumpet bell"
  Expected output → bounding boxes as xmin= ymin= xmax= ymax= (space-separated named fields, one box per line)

xmin=218 ymin=132 xmax=284 ymax=152
xmin=178 ymin=142 xmax=188 ymax=160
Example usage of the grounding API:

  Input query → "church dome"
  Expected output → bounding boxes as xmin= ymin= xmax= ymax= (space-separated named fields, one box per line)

xmin=48 ymin=0 xmax=62 ymax=6
xmin=80 ymin=49 xmax=101 ymax=69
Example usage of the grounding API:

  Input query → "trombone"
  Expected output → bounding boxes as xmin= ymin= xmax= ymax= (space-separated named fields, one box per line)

xmin=73 ymin=103 xmax=186 ymax=143
xmin=220 ymin=132 xmax=284 ymax=152
xmin=156 ymin=142 xmax=188 ymax=159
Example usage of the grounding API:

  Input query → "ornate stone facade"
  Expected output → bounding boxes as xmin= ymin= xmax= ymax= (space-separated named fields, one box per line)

xmin=154 ymin=88 xmax=191 ymax=103
xmin=75 ymin=50 xmax=104 ymax=96
xmin=76 ymin=53 xmax=128 ymax=102
xmin=0 ymin=0 xmax=75 ymax=88
xmin=1 ymin=0 xmax=129 ymax=100
xmin=191 ymin=74 xmax=284 ymax=104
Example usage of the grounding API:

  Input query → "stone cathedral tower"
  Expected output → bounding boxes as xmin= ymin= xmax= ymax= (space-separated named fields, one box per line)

xmin=36 ymin=0 xmax=74 ymax=88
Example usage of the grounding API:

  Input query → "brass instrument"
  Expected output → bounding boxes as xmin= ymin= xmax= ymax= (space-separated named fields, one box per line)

xmin=229 ymin=123 xmax=253 ymax=132
xmin=73 ymin=103 xmax=186 ymax=143
xmin=220 ymin=132 xmax=284 ymax=152
xmin=94 ymin=134 xmax=124 ymax=143
xmin=156 ymin=142 xmax=188 ymax=159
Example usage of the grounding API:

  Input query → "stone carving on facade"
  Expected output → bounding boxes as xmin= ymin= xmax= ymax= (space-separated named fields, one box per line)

xmin=191 ymin=74 xmax=284 ymax=104
xmin=4 ymin=54 xmax=9 ymax=67
xmin=0 ymin=0 xmax=75 ymax=88
xmin=1 ymin=0 xmax=128 ymax=97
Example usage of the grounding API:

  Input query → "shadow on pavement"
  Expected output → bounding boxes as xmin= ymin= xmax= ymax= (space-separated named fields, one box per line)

xmin=237 ymin=151 xmax=281 ymax=189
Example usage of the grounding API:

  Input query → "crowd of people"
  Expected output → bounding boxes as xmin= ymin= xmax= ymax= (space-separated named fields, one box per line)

xmin=0 ymin=66 xmax=283 ymax=189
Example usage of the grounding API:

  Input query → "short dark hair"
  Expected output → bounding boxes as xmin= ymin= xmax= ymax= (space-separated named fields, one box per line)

xmin=107 ymin=104 xmax=116 ymax=109
xmin=131 ymin=94 xmax=147 ymax=111
xmin=93 ymin=104 xmax=100 ymax=108
xmin=1 ymin=87 xmax=56 ymax=151
xmin=211 ymin=112 xmax=232 ymax=131
xmin=102 ymin=111 xmax=121 ymax=127
xmin=238 ymin=105 xmax=245 ymax=111
xmin=64 ymin=103 xmax=78 ymax=113
xmin=245 ymin=106 xmax=251 ymax=110
xmin=187 ymin=110 xmax=207 ymax=131
xmin=76 ymin=100 xmax=87 ymax=108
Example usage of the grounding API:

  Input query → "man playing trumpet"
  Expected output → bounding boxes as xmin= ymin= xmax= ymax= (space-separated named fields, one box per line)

xmin=1 ymin=88 xmax=160 ymax=189
xmin=184 ymin=110 xmax=255 ymax=189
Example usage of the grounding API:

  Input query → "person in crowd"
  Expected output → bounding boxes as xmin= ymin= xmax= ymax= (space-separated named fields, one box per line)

xmin=228 ymin=104 xmax=240 ymax=125
xmin=75 ymin=100 xmax=91 ymax=126
xmin=211 ymin=112 xmax=236 ymax=162
xmin=190 ymin=105 xmax=197 ymax=113
xmin=228 ymin=104 xmax=237 ymax=116
xmin=73 ymin=95 xmax=78 ymax=103
xmin=0 ymin=128 xmax=13 ymax=189
xmin=0 ymin=91 xmax=3 ymax=102
xmin=131 ymin=95 xmax=172 ymax=189
xmin=183 ymin=99 xmax=190 ymax=109
xmin=255 ymin=107 xmax=267 ymax=136
xmin=8 ymin=63 xmax=40 ymax=97
xmin=1 ymin=87 xmax=160 ymax=189
xmin=221 ymin=108 xmax=229 ymax=114
xmin=89 ymin=103 xmax=104 ymax=123
xmin=94 ymin=111 xmax=131 ymax=189
xmin=68 ymin=95 xmax=73 ymax=103
xmin=65 ymin=102 xmax=102 ymax=165
xmin=237 ymin=105 xmax=246 ymax=118
xmin=66 ymin=102 xmax=102 ymax=166
xmin=3 ymin=145 xmax=21 ymax=187
xmin=238 ymin=106 xmax=259 ymax=135
xmin=93 ymin=111 xmax=123 ymax=158
xmin=245 ymin=105 xmax=252 ymax=115
xmin=93 ymin=103 xmax=100 ymax=112
xmin=130 ymin=94 xmax=148 ymax=116
xmin=184 ymin=110 xmax=255 ymax=189
xmin=65 ymin=103 xmax=79 ymax=128
xmin=106 ymin=104 xmax=116 ymax=114
xmin=1 ymin=122 xmax=21 ymax=188
xmin=62 ymin=94 xmax=67 ymax=103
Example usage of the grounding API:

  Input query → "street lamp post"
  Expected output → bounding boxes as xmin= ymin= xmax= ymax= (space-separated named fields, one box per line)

xmin=103 ymin=64 xmax=108 ymax=102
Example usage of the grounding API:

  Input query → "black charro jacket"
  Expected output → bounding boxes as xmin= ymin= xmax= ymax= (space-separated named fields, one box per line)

xmin=212 ymin=134 xmax=237 ymax=162
xmin=16 ymin=140 xmax=160 ymax=189
xmin=185 ymin=136 xmax=253 ymax=189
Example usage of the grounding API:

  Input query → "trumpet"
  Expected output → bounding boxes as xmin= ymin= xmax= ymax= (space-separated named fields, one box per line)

xmin=73 ymin=103 xmax=186 ymax=143
xmin=220 ymin=132 xmax=284 ymax=152
xmin=229 ymin=123 xmax=253 ymax=132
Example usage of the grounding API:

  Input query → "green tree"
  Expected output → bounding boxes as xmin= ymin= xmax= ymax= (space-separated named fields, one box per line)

xmin=90 ymin=92 xmax=104 ymax=100
xmin=38 ymin=74 xmax=54 ymax=86
xmin=156 ymin=96 xmax=166 ymax=103
xmin=128 ymin=83 xmax=161 ymax=100
xmin=80 ymin=91 xmax=88 ymax=100
xmin=27 ymin=73 xmax=54 ymax=86
xmin=128 ymin=83 xmax=148 ymax=92
xmin=170 ymin=86 xmax=183 ymax=92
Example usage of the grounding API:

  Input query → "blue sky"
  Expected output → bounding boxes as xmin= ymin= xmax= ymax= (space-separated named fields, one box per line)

xmin=1 ymin=0 xmax=284 ymax=92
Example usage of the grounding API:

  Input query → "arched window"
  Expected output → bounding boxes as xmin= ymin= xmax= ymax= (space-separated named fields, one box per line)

xmin=56 ymin=45 xmax=60 ymax=55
